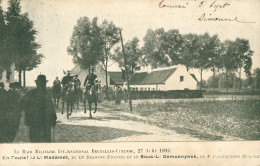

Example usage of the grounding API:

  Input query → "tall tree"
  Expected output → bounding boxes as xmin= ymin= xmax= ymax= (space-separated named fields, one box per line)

xmin=100 ymin=20 xmax=120 ymax=87
xmin=193 ymin=33 xmax=212 ymax=90
xmin=206 ymin=34 xmax=222 ymax=92
xmin=5 ymin=0 xmax=43 ymax=86
xmin=220 ymin=40 xmax=239 ymax=92
xmin=181 ymin=33 xmax=199 ymax=71
xmin=67 ymin=17 xmax=104 ymax=71
xmin=5 ymin=0 xmax=22 ymax=84
xmin=0 ymin=6 xmax=11 ymax=69
xmin=253 ymin=68 xmax=260 ymax=90
xmin=161 ymin=29 xmax=184 ymax=66
xmin=112 ymin=37 xmax=142 ymax=73
xmin=233 ymin=38 xmax=253 ymax=91
xmin=142 ymin=28 xmax=170 ymax=68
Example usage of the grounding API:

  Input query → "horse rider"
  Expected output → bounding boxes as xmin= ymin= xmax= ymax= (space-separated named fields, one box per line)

xmin=61 ymin=71 xmax=73 ymax=91
xmin=73 ymin=75 xmax=81 ymax=89
xmin=83 ymin=66 xmax=97 ymax=92
xmin=53 ymin=76 xmax=61 ymax=88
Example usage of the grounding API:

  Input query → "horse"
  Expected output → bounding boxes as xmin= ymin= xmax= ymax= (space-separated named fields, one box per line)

xmin=83 ymin=84 xmax=98 ymax=118
xmin=51 ymin=84 xmax=61 ymax=108
xmin=61 ymin=81 xmax=76 ymax=119
xmin=73 ymin=81 xmax=82 ymax=109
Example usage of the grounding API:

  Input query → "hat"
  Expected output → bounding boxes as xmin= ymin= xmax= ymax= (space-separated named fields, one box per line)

xmin=35 ymin=74 xmax=48 ymax=83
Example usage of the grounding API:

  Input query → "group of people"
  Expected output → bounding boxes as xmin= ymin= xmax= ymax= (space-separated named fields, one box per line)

xmin=0 ymin=75 xmax=57 ymax=143
xmin=0 ymin=82 xmax=22 ymax=142
xmin=0 ymin=66 xmax=99 ymax=143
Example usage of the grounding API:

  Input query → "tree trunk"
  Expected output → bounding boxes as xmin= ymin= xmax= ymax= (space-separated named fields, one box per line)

xmin=200 ymin=68 xmax=203 ymax=90
xmin=105 ymin=55 xmax=108 ymax=87
xmin=23 ymin=70 xmax=26 ymax=87
xmin=239 ymin=67 xmax=241 ymax=91
xmin=213 ymin=66 xmax=215 ymax=92
xmin=226 ymin=70 xmax=229 ymax=92
xmin=18 ymin=69 xmax=22 ymax=87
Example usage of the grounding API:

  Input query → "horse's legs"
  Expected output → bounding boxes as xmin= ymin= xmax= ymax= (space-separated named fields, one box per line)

xmin=77 ymin=95 xmax=79 ymax=109
xmin=66 ymin=103 xmax=69 ymax=119
xmin=84 ymin=98 xmax=86 ymax=113
xmin=89 ymin=102 xmax=92 ymax=118
xmin=62 ymin=99 xmax=64 ymax=114
xmin=57 ymin=98 xmax=59 ymax=108
xmin=70 ymin=103 xmax=73 ymax=115
xmin=94 ymin=102 xmax=97 ymax=113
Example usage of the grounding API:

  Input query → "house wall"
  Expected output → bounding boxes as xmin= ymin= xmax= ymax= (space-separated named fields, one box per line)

xmin=164 ymin=66 xmax=197 ymax=90
xmin=130 ymin=65 xmax=197 ymax=91
xmin=0 ymin=63 xmax=15 ymax=89
xmin=130 ymin=84 xmax=158 ymax=91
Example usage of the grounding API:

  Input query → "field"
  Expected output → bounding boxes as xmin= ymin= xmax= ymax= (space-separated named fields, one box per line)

xmin=101 ymin=97 xmax=260 ymax=141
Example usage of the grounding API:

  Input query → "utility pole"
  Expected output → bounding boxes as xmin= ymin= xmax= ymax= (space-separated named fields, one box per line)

xmin=119 ymin=29 xmax=132 ymax=111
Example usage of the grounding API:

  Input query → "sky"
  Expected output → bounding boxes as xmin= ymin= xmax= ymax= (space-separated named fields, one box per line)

xmin=1 ymin=0 xmax=260 ymax=86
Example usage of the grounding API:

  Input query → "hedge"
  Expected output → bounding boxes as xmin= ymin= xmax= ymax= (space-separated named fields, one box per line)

xmin=130 ymin=90 xmax=203 ymax=100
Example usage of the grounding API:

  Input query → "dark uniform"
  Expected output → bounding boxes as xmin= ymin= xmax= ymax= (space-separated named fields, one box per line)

xmin=0 ymin=83 xmax=7 ymax=142
xmin=5 ymin=83 xmax=22 ymax=142
xmin=61 ymin=75 xmax=73 ymax=89
xmin=84 ymin=73 xmax=97 ymax=90
xmin=20 ymin=75 xmax=57 ymax=143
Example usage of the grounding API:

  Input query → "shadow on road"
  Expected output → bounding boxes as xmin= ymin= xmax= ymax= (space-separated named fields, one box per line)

xmin=55 ymin=124 xmax=149 ymax=142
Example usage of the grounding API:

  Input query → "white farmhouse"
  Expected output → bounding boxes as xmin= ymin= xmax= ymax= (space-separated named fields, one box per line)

xmin=129 ymin=65 xmax=198 ymax=91
xmin=70 ymin=63 xmax=125 ymax=88
xmin=0 ymin=63 xmax=15 ymax=88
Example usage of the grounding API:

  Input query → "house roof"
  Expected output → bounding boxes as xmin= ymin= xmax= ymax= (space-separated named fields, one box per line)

xmin=108 ymin=71 xmax=125 ymax=85
xmin=129 ymin=72 xmax=148 ymax=85
xmin=129 ymin=68 xmax=177 ymax=85
xmin=190 ymin=74 xmax=198 ymax=82
xmin=142 ymin=68 xmax=177 ymax=84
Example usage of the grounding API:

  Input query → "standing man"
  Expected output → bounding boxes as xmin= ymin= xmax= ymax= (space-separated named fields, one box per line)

xmin=20 ymin=75 xmax=57 ymax=143
xmin=83 ymin=66 xmax=97 ymax=91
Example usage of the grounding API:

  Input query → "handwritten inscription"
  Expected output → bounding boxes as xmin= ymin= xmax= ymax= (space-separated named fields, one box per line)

xmin=198 ymin=13 xmax=256 ymax=23
xmin=159 ymin=0 xmax=188 ymax=8
xmin=158 ymin=0 xmax=256 ymax=24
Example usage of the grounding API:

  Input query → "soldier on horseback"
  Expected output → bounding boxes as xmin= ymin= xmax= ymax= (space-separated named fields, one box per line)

xmin=83 ymin=66 xmax=98 ymax=117
xmin=61 ymin=71 xmax=73 ymax=90
xmin=83 ymin=66 xmax=97 ymax=92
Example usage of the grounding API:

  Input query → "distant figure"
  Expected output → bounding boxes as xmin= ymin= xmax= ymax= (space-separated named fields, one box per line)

xmin=5 ymin=83 xmax=22 ymax=142
xmin=115 ymin=85 xmax=122 ymax=104
xmin=53 ymin=77 xmax=61 ymax=88
xmin=0 ymin=82 xmax=7 ymax=142
xmin=20 ymin=75 xmax=57 ymax=143
xmin=52 ymin=77 xmax=62 ymax=108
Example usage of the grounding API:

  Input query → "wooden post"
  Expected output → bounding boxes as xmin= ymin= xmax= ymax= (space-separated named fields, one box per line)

xmin=119 ymin=29 xmax=132 ymax=111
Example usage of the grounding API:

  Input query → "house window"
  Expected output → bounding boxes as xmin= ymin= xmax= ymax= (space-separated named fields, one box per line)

xmin=180 ymin=76 xmax=184 ymax=82
xmin=144 ymin=87 xmax=147 ymax=91
xmin=140 ymin=87 xmax=143 ymax=91
xmin=148 ymin=87 xmax=150 ymax=91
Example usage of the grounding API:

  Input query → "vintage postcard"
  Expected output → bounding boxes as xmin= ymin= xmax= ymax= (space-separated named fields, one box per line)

xmin=0 ymin=0 xmax=259 ymax=165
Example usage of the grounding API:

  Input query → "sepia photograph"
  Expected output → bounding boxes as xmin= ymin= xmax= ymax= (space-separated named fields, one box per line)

xmin=0 ymin=0 xmax=260 ymax=165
